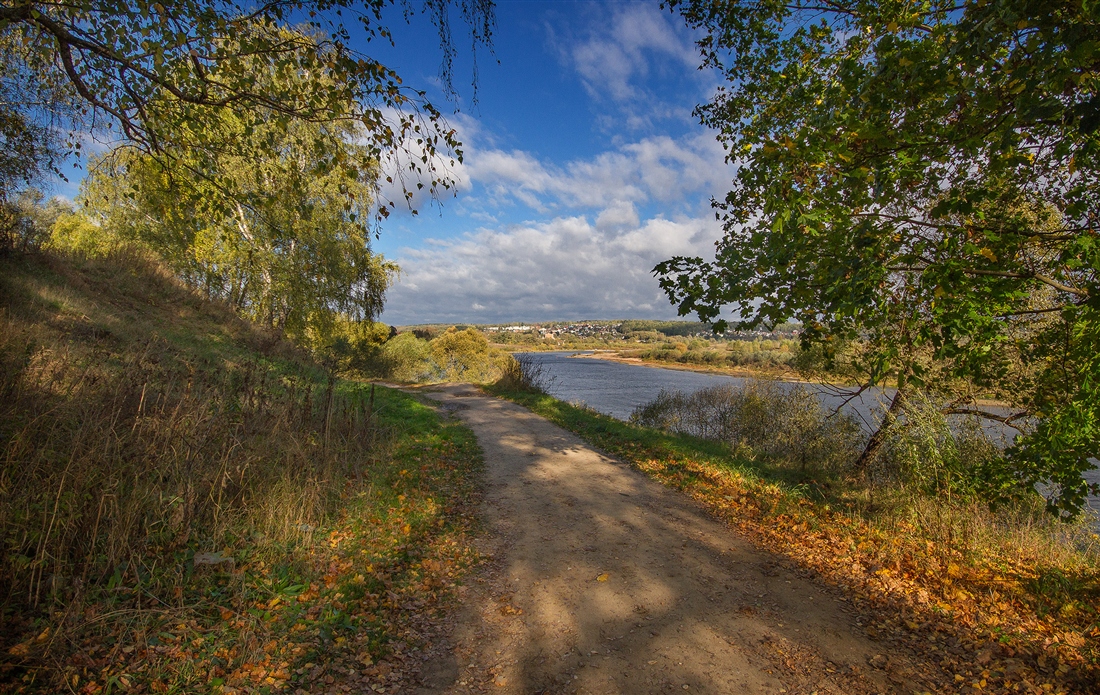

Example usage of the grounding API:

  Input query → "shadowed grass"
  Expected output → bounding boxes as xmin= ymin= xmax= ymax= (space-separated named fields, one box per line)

xmin=1 ymin=252 xmax=483 ymax=694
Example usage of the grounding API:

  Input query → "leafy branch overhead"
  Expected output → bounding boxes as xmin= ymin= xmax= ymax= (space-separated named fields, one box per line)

xmin=0 ymin=0 xmax=495 ymax=214
xmin=658 ymin=0 xmax=1100 ymax=516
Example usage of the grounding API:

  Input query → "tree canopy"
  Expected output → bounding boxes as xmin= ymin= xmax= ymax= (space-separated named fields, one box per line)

xmin=0 ymin=0 xmax=494 ymax=211
xmin=3 ymin=1 xmax=494 ymax=348
xmin=658 ymin=0 xmax=1100 ymax=516
xmin=82 ymin=33 xmax=398 ymax=344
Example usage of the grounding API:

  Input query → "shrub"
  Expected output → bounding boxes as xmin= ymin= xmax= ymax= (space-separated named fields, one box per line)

xmin=47 ymin=211 xmax=118 ymax=257
xmin=631 ymin=380 xmax=865 ymax=473
xmin=430 ymin=327 xmax=504 ymax=383
xmin=1 ymin=189 xmax=67 ymax=254
xmin=378 ymin=332 xmax=435 ymax=382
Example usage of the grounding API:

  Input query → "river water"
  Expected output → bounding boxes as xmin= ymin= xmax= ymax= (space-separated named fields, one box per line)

xmin=524 ymin=351 xmax=895 ymax=428
xmin=521 ymin=351 xmax=1100 ymax=516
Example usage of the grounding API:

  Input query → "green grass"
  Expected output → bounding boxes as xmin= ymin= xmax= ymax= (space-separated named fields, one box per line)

xmin=1 ymin=251 xmax=484 ymax=694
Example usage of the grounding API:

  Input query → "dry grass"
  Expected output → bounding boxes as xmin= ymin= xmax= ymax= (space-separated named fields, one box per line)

xmin=629 ymin=381 xmax=864 ymax=473
xmin=494 ymin=353 xmax=555 ymax=394
xmin=0 ymin=251 xmax=484 ymax=693
xmin=1 ymin=252 xmax=361 ymax=610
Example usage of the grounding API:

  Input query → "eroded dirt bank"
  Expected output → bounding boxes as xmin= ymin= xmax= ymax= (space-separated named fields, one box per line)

xmin=412 ymin=384 xmax=929 ymax=695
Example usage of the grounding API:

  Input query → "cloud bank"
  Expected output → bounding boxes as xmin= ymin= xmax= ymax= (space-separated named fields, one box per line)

xmin=567 ymin=4 xmax=698 ymax=103
xmin=466 ymin=132 xmax=727 ymax=213
xmin=381 ymin=214 xmax=720 ymax=325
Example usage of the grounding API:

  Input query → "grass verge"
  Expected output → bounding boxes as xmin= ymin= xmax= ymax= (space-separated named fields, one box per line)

xmin=1 ymin=251 xmax=483 ymax=694
xmin=486 ymin=385 xmax=1100 ymax=695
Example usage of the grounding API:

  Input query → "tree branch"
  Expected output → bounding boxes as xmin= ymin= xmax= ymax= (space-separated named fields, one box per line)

xmin=941 ymin=407 xmax=1031 ymax=427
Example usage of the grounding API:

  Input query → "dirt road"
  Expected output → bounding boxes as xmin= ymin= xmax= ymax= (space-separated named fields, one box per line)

xmin=413 ymin=384 xmax=920 ymax=695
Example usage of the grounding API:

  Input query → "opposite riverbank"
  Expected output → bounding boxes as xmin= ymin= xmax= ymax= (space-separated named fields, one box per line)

xmin=570 ymin=349 xmax=805 ymax=381
xmin=566 ymin=349 xmax=1024 ymax=412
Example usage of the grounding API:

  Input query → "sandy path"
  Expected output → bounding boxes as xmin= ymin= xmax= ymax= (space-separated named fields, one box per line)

xmin=413 ymin=384 xmax=917 ymax=695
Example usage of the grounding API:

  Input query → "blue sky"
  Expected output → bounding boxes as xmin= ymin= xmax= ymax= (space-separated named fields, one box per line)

xmin=54 ymin=1 xmax=732 ymax=326
xmin=367 ymin=0 xmax=731 ymax=325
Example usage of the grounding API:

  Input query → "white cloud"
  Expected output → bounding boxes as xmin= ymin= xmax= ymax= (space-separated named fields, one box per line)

xmin=566 ymin=4 xmax=698 ymax=102
xmin=380 ymin=213 xmax=720 ymax=324
xmin=464 ymin=132 xmax=728 ymax=214
xmin=595 ymin=200 xmax=639 ymax=232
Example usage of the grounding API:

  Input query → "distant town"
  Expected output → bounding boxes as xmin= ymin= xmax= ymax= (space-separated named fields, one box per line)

xmin=475 ymin=320 xmax=800 ymax=342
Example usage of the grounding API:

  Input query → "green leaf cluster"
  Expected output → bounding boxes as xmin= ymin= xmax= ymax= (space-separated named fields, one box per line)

xmin=0 ymin=1 xmax=495 ymax=211
xmin=81 ymin=31 xmax=398 ymax=347
xmin=659 ymin=0 xmax=1100 ymax=516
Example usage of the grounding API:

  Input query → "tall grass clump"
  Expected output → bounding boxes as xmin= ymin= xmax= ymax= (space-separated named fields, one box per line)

xmin=0 ymin=316 xmax=379 ymax=621
xmin=868 ymin=390 xmax=1010 ymax=500
xmin=631 ymin=381 xmax=864 ymax=474
xmin=495 ymin=353 xmax=555 ymax=394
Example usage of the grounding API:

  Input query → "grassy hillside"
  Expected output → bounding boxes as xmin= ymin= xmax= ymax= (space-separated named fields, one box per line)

xmin=0 ymin=251 xmax=482 ymax=694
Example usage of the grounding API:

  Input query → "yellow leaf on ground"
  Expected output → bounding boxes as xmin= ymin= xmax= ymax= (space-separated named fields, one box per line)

xmin=596 ymin=573 xmax=609 ymax=582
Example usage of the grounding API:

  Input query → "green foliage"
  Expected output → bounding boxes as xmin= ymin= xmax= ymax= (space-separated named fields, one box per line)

xmin=623 ymin=329 xmax=664 ymax=343
xmin=355 ymin=328 xmax=510 ymax=384
xmin=0 ymin=30 xmax=75 ymax=197
xmin=81 ymin=45 xmax=398 ymax=344
xmin=0 ymin=188 xmax=68 ymax=254
xmin=47 ymin=210 xmax=116 ymax=257
xmin=485 ymin=387 xmax=741 ymax=473
xmin=619 ymin=319 xmax=711 ymax=337
xmin=312 ymin=318 xmax=394 ymax=372
xmin=1009 ymin=313 xmax=1100 ymax=516
xmin=378 ymin=332 xmax=436 ymax=382
xmin=430 ymin=327 xmax=499 ymax=382
xmin=0 ymin=1 xmax=494 ymax=211
xmin=660 ymin=0 xmax=1100 ymax=516
xmin=630 ymin=337 xmax=800 ymax=371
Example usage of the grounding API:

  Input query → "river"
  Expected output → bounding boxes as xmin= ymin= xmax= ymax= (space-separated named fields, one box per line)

xmin=520 ymin=351 xmax=1100 ymax=517
xmin=524 ymin=351 xmax=896 ymax=429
